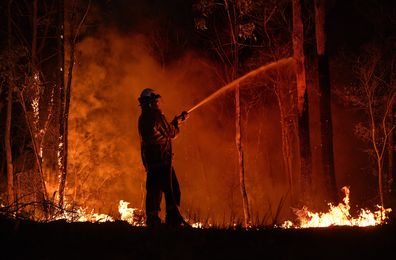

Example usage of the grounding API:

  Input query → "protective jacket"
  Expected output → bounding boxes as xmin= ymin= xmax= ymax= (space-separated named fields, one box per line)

xmin=138 ymin=106 xmax=179 ymax=171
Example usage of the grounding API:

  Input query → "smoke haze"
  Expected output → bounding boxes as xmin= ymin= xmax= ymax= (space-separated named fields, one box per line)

xmin=65 ymin=1 xmax=383 ymax=224
xmin=67 ymin=23 xmax=301 ymax=223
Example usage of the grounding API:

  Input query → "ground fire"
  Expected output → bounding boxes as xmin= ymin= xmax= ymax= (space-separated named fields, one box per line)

xmin=52 ymin=186 xmax=391 ymax=229
xmin=282 ymin=187 xmax=392 ymax=228
xmin=1 ymin=3 xmax=395 ymax=259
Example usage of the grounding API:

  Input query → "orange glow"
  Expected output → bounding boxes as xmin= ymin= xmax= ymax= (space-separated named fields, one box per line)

xmin=53 ymin=187 xmax=391 ymax=229
xmin=55 ymin=202 xmax=114 ymax=223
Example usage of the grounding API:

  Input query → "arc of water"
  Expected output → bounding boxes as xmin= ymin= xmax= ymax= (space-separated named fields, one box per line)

xmin=187 ymin=57 xmax=294 ymax=114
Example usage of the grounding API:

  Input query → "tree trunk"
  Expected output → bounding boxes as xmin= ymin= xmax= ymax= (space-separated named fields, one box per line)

xmin=391 ymin=106 xmax=396 ymax=208
xmin=30 ymin=0 xmax=50 ymax=212
xmin=6 ymin=85 xmax=14 ymax=207
xmin=6 ymin=0 xmax=14 ymax=208
xmin=314 ymin=0 xmax=337 ymax=202
xmin=18 ymin=93 xmax=49 ymax=204
xmin=57 ymin=0 xmax=66 ymax=209
xmin=224 ymin=0 xmax=251 ymax=227
xmin=59 ymin=10 xmax=76 ymax=208
xmin=235 ymin=86 xmax=251 ymax=227
xmin=377 ymin=157 xmax=384 ymax=208
xmin=292 ymin=0 xmax=312 ymax=204
xmin=274 ymin=82 xmax=294 ymax=201
xmin=32 ymin=0 xmax=38 ymax=68
xmin=387 ymin=63 xmax=395 ymax=207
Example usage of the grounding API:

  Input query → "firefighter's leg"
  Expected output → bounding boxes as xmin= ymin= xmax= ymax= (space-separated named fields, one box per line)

xmin=171 ymin=167 xmax=181 ymax=206
xmin=145 ymin=171 xmax=162 ymax=226
xmin=163 ymin=166 xmax=184 ymax=226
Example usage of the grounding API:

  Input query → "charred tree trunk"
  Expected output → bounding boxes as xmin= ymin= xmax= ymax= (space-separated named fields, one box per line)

xmin=57 ymin=0 xmax=66 ymax=209
xmin=60 ymin=6 xmax=77 ymax=208
xmin=6 ymin=0 xmax=14 ymax=208
xmin=314 ymin=0 xmax=337 ymax=202
xmin=292 ymin=0 xmax=312 ymax=204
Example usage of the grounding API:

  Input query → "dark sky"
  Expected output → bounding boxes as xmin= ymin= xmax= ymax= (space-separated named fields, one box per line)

xmin=0 ymin=0 xmax=394 ymax=55
xmin=87 ymin=0 xmax=396 ymax=61
xmin=101 ymin=2 xmax=393 ymax=35
xmin=327 ymin=0 xmax=396 ymax=53
xmin=95 ymin=0 xmax=195 ymax=33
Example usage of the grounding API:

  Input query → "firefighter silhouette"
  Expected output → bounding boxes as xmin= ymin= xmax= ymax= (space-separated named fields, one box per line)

xmin=138 ymin=88 xmax=189 ymax=227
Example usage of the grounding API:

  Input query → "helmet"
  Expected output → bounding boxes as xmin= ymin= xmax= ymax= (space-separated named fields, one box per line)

xmin=138 ymin=88 xmax=161 ymax=105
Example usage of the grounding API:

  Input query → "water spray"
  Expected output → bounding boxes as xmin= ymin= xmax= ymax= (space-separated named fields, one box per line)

xmin=186 ymin=57 xmax=294 ymax=114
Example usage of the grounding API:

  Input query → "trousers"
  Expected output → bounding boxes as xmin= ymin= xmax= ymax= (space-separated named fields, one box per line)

xmin=145 ymin=165 xmax=181 ymax=219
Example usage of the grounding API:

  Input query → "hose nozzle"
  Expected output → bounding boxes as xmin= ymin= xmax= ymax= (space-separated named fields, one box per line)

xmin=176 ymin=111 xmax=189 ymax=122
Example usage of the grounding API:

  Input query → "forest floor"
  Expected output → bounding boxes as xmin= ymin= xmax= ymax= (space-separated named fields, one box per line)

xmin=0 ymin=216 xmax=395 ymax=260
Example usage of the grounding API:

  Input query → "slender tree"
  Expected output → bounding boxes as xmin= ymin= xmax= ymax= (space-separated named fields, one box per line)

xmin=58 ymin=0 xmax=90 ymax=209
xmin=356 ymin=52 xmax=395 ymax=208
xmin=389 ymin=62 xmax=396 ymax=208
xmin=1 ymin=0 xmax=65 ymax=217
xmin=225 ymin=0 xmax=251 ymax=227
xmin=5 ymin=87 xmax=14 ymax=207
xmin=57 ymin=0 xmax=66 ymax=208
xmin=194 ymin=0 xmax=251 ymax=226
xmin=336 ymin=45 xmax=395 ymax=209
xmin=5 ymin=0 xmax=14 ymax=208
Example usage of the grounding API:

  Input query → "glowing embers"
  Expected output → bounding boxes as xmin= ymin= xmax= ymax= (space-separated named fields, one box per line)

xmin=54 ymin=199 xmax=206 ymax=227
xmin=53 ymin=200 xmax=143 ymax=224
xmin=282 ymin=186 xmax=392 ymax=228
xmin=118 ymin=200 xmax=205 ymax=228
xmin=55 ymin=204 xmax=114 ymax=223
xmin=53 ymin=186 xmax=392 ymax=228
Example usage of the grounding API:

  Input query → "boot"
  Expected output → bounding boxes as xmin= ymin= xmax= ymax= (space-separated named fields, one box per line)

xmin=165 ymin=209 xmax=190 ymax=227
xmin=146 ymin=212 xmax=161 ymax=227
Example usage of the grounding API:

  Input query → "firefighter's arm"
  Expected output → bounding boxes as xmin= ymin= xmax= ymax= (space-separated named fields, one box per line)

xmin=156 ymin=112 xmax=179 ymax=139
xmin=170 ymin=111 xmax=189 ymax=136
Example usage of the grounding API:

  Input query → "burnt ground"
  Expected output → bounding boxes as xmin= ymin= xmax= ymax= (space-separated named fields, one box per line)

xmin=0 ymin=217 xmax=395 ymax=260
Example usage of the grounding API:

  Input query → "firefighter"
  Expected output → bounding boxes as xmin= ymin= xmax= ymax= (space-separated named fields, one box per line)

xmin=138 ymin=88 xmax=189 ymax=227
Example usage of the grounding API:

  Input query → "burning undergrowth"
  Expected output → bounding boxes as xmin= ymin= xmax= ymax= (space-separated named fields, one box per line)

xmin=282 ymin=187 xmax=392 ymax=228
xmin=48 ymin=187 xmax=391 ymax=229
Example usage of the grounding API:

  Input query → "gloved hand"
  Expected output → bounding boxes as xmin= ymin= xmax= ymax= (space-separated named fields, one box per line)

xmin=178 ymin=111 xmax=189 ymax=122
xmin=172 ymin=111 xmax=189 ymax=126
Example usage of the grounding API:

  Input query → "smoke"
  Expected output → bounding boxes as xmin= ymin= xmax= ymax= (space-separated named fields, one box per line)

xmin=66 ymin=24 xmax=299 ymax=223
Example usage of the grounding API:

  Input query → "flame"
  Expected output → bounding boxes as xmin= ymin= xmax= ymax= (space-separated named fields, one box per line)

xmin=51 ymin=187 xmax=391 ymax=229
xmin=192 ymin=222 xmax=204 ymax=228
xmin=54 ymin=204 xmax=114 ymax=223
xmin=53 ymin=200 xmax=144 ymax=225
xmin=53 ymin=199 xmax=204 ymax=227
xmin=282 ymin=186 xmax=392 ymax=228
xmin=118 ymin=200 xmax=204 ymax=228
xmin=118 ymin=200 xmax=145 ymax=226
